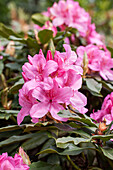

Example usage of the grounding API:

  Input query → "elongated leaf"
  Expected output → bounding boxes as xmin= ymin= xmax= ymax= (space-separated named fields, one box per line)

xmin=91 ymin=134 xmax=113 ymax=141
xmin=0 ymin=133 xmax=38 ymax=147
xmin=107 ymin=46 xmax=113 ymax=58
xmin=5 ymin=63 xmax=21 ymax=71
xmin=55 ymin=123 xmax=76 ymax=131
xmin=29 ymin=161 xmax=62 ymax=170
xmin=32 ymin=13 xmax=49 ymax=26
xmin=38 ymin=144 xmax=95 ymax=156
xmin=9 ymin=78 xmax=24 ymax=94
xmin=85 ymin=78 xmax=102 ymax=97
xmin=58 ymin=110 xmax=97 ymax=127
xmin=0 ymin=110 xmax=19 ymax=120
xmin=56 ymin=137 xmax=90 ymax=148
xmin=0 ymin=61 xmax=4 ymax=74
xmin=22 ymin=132 xmax=48 ymax=150
xmin=38 ymin=29 xmax=53 ymax=44
xmin=0 ymin=23 xmax=20 ymax=39
xmin=0 ymin=125 xmax=20 ymax=132
xmin=0 ymin=143 xmax=19 ymax=154
xmin=101 ymin=147 xmax=113 ymax=160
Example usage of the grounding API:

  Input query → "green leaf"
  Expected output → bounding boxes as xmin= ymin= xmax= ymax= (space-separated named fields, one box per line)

xmin=47 ymin=154 xmax=60 ymax=165
xmin=0 ymin=23 xmax=20 ymax=39
xmin=85 ymin=78 xmax=102 ymax=97
xmin=101 ymin=147 xmax=113 ymax=160
xmin=38 ymin=144 xmax=94 ymax=156
xmin=38 ymin=29 xmax=53 ymax=44
xmin=0 ymin=61 xmax=4 ymax=74
xmin=107 ymin=46 xmax=113 ymax=58
xmin=0 ymin=143 xmax=19 ymax=154
xmin=0 ymin=129 xmax=22 ymax=139
xmin=70 ymin=129 xmax=91 ymax=138
xmin=61 ymin=145 xmax=85 ymax=155
xmin=9 ymin=78 xmax=24 ymax=94
xmin=0 ymin=133 xmax=39 ymax=147
xmin=96 ymin=79 xmax=113 ymax=92
xmin=32 ymin=13 xmax=49 ymax=26
xmin=0 ymin=124 xmax=20 ymax=132
xmin=6 ymin=76 xmax=22 ymax=83
xmin=22 ymin=132 xmax=48 ymax=150
xmin=5 ymin=63 xmax=21 ymax=71
xmin=9 ymin=35 xmax=40 ymax=51
xmin=38 ymin=138 xmax=56 ymax=159
xmin=58 ymin=110 xmax=97 ymax=127
xmin=9 ymin=35 xmax=26 ymax=43
xmin=26 ymin=37 xmax=40 ymax=50
xmin=0 ymin=110 xmax=18 ymax=120
xmin=29 ymin=161 xmax=62 ymax=170
xmin=91 ymin=134 xmax=113 ymax=142
xmin=55 ymin=123 xmax=76 ymax=131
xmin=56 ymin=137 xmax=90 ymax=148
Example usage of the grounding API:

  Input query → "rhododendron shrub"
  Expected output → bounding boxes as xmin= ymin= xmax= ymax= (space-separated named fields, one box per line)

xmin=17 ymin=44 xmax=87 ymax=125
xmin=1 ymin=0 xmax=113 ymax=169
xmin=0 ymin=153 xmax=30 ymax=170
xmin=76 ymin=44 xmax=113 ymax=80
xmin=37 ymin=0 xmax=103 ymax=45
xmin=90 ymin=92 xmax=113 ymax=129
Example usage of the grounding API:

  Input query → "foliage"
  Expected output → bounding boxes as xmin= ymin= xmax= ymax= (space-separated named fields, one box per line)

xmin=0 ymin=0 xmax=113 ymax=170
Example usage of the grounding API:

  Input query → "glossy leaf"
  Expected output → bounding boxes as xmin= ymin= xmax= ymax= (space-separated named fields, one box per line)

xmin=38 ymin=29 xmax=53 ymax=44
xmin=32 ymin=13 xmax=49 ymax=26
xmin=101 ymin=147 xmax=113 ymax=160
xmin=85 ymin=78 xmax=102 ymax=97
xmin=56 ymin=137 xmax=90 ymax=148
xmin=29 ymin=161 xmax=62 ymax=170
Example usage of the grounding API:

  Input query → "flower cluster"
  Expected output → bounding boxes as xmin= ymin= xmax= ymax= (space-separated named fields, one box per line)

xmin=17 ymin=44 xmax=87 ymax=125
xmin=76 ymin=44 xmax=113 ymax=80
xmin=0 ymin=152 xmax=29 ymax=170
xmin=39 ymin=0 xmax=103 ymax=45
xmin=90 ymin=92 xmax=113 ymax=130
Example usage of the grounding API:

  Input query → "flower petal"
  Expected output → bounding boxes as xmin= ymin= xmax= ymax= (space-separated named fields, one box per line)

xmin=30 ymin=103 xmax=49 ymax=118
xmin=50 ymin=103 xmax=68 ymax=121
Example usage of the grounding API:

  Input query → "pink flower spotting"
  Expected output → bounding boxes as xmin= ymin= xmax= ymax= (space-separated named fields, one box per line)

xmin=0 ymin=152 xmax=29 ymax=170
xmin=90 ymin=92 xmax=113 ymax=130
xmin=18 ymin=44 xmax=87 ymax=125
xmin=76 ymin=44 xmax=113 ymax=80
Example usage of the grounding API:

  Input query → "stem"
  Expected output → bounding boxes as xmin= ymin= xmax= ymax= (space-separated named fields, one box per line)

xmin=66 ymin=155 xmax=81 ymax=170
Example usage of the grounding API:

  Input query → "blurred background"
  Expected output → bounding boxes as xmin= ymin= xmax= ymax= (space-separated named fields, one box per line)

xmin=0 ymin=0 xmax=113 ymax=47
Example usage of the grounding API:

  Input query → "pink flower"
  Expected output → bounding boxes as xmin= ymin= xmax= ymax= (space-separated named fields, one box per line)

xmin=76 ymin=44 xmax=113 ymax=80
xmin=70 ymin=91 xmax=88 ymax=114
xmin=53 ymin=44 xmax=83 ymax=90
xmin=90 ymin=92 xmax=113 ymax=130
xmin=22 ymin=49 xmax=58 ymax=82
xmin=86 ymin=23 xmax=104 ymax=45
xmin=30 ymin=79 xmax=73 ymax=121
xmin=17 ymin=80 xmax=37 ymax=125
xmin=68 ymin=1 xmax=91 ymax=37
xmin=49 ymin=0 xmax=72 ymax=27
xmin=34 ymin=21 xmax=57 ymax=37
xmin=18 ymin=45 xmax=88 ymax=124
xmin=49 ymin=0 xmax=91 ymax=37
xmin=0 ymin=152 xmax=29 ymax=170
xmin=0 ymin=56 xmax=3 ymax=60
